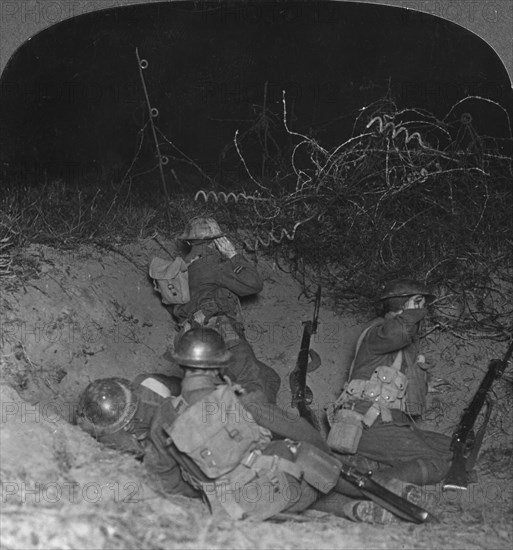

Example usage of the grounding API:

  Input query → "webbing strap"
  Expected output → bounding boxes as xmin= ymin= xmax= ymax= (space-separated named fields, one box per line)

xmin=347 ymin=326 xmax=372 ymax=381
xmin=242 ymin=452 xmax=303 ymax=480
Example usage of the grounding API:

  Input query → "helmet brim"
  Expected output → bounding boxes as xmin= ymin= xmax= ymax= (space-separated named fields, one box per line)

xmin=177 ymin=233 xmax=225 ymax=241
xmin=379 ymin=291 xmax=436 ymax=302
xmin=170 ymin=351 xmax=232 ymax=368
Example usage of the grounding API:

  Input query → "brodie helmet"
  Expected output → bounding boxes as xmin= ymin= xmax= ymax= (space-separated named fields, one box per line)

xmin=77 ymin=377 xmax=138 ymax=437
xmin=172 ymin=327 xmax=232 ymax=368
xmin=178 ymin=217 xmax=224 ymax=241
xmin=379 ymin=279 xmax=436 ymax=302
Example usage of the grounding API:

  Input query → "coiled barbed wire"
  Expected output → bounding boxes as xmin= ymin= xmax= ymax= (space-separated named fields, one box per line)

xmin=366 ymin=115 xmax=429 ymax=148
xmin=194 ymin=190 xmax=267 ymax=204
xmin=195 ymin=188 xmax=283 ymax=222
xmin=242 ymin=212 xmax=319 ymax=251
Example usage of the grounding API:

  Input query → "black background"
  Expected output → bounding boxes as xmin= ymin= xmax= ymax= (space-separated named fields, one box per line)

xmin=1 ymin=0 xmax=511 ymax=187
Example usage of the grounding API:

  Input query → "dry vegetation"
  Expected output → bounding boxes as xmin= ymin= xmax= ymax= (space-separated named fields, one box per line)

xmin=199 ymin=95 xmax=512 ymax=338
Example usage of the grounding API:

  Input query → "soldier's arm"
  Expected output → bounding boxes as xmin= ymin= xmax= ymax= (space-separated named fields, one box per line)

xmin=239 ymin=392 xmax=330 ymax=453
xmin=215 ymin=254 xmax=264 ymax=296
xmin=145 ymin=399 xmax=199 ymax=497
xmin=365 ymin=309 xmax=427 ymax=354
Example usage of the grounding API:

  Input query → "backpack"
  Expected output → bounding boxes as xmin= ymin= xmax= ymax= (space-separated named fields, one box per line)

xmin=149 ymin=257 xmax=190 ymax=305
xmin=167 ymin=385 xmax=271 ymax=479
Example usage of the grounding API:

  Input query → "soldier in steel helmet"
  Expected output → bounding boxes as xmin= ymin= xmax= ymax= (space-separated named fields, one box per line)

xmin=76 ymin=373 xmax=181 ymax=459
xmin=145 ymin=327 xmax=329 ymax=504
xmin=170 ymin=216 xmax=281 ymax=405
xmin=326 ymin=278 xmax=452 ymax=522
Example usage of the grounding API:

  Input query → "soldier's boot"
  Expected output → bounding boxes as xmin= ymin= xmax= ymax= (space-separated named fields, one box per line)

xmin=370 ymin=459 xmax=443 ymax=513
xmin=378 ymin=477 xmax=437 ymax=514
xmin=342 ymin=499 xmax=397 ymax=524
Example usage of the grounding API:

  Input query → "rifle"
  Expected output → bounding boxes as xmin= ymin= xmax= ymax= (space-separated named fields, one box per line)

xmin=289 ymin=286 xmax=322 ymax=430
xmin=336 ymin=461 xmax=431 ymax=523
xmin=443 ymin=339 xmax=513 ymax=491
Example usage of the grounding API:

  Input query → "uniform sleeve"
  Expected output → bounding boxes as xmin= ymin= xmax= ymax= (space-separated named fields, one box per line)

xmin=215 ymin=254 xmax=264 ymax=296
xmin=145 ymin=399 xmax=199 ymax=497
xmin=365 ymin=309 xmax=427 ymax=355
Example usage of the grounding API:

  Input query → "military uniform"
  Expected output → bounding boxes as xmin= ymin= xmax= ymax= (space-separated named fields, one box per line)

xmin=333 ymin=307 xmax=452 ymax=486
xmin=172 ymin=241 xmax=281 ymax=403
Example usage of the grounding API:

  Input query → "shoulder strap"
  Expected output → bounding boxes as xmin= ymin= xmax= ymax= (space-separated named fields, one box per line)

xmin=391 ymin=349 xmax=403 ymax=371
xmin=347 ymin=326 xmax=373 ymax=380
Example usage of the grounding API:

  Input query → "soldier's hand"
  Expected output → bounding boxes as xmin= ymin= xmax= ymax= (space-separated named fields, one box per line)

xmin=214 ymin=236 xmax=237 ymax=258
xmin=405 ymin=295 xmax=426 ymax=310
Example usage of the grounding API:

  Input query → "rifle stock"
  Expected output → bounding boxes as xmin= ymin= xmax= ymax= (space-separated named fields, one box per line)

xmin=443 ymin=446 xmax=469 ymax=491
xmin=443 ymin=340 xmax=513 ymax=491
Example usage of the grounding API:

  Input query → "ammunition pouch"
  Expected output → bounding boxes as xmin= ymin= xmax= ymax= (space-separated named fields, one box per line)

xmin=330 ymin=366 xmax=408 ymax=429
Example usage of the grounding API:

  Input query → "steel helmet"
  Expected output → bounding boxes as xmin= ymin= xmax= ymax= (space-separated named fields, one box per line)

xmin=178 ymin=217 xmax=224 ymax=241
xmin=172 ymin=327 xmax=232 ymax=368
xmin=77 ymin=377 xmax=138 ymax=437
xmin=379 ymin=279 xmax=436 ymax=301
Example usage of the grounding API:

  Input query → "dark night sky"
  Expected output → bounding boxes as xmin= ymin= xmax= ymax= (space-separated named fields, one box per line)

xmin=1 ymin=0 xmax=511 ymax=186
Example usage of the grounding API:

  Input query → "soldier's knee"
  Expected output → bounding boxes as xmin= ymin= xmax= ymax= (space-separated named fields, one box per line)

xmin=414 ymin=458 xmax=450 ymax=485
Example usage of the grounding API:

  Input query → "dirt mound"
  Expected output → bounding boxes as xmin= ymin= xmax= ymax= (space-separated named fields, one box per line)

xmin=1 ymin=241 xmax=512 ymax=549
xmin=0 ymin=240 xmax=357 ymax=414
xmin=0 ymin=241 xmax=178 ymax=405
